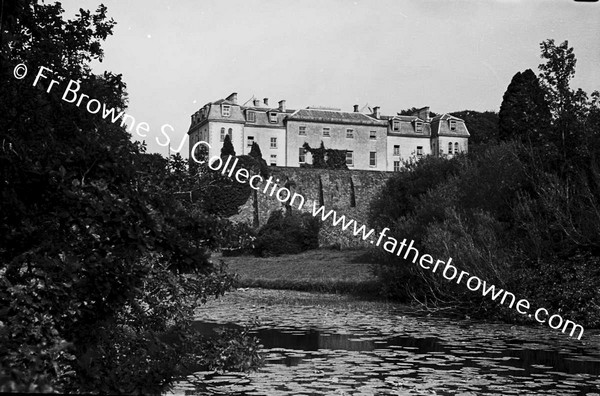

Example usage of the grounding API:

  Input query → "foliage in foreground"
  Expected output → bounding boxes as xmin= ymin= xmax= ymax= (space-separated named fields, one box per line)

xmin=0 ymin=1 xmax=262 ymax=393
xmin=369 ymin=40 xmax=600 ymax=327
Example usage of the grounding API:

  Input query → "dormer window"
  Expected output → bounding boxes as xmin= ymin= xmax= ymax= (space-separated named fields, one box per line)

xmin=393 ymin=120 xmax=400 ymax=131
xmin=450 ymin=120 xmax=457 ymax=131
xmin=415 ymin=122 xmax=423 ymax=133
xmin=247 ymin=110 xmax=256 ymax=123
xmin=269 ymin=112 xmax=277 ymax=123
xmin=222 ymin=104 xmax=231 ymax=117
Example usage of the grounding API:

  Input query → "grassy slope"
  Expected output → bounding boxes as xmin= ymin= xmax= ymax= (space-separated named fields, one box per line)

xmin=214 ymin=249 xmax=379 ymax=295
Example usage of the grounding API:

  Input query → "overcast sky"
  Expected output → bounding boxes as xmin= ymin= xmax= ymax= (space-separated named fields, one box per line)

xmin=61 ymin=0 xmax=600 ymax=156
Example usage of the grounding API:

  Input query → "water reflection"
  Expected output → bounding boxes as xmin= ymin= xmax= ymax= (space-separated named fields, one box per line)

xmin=186 ymin=320 xmax=600 ymax=394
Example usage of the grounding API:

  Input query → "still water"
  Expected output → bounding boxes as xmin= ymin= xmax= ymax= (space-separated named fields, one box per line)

xmin=170 ymin=289 xmax=600 ymax=395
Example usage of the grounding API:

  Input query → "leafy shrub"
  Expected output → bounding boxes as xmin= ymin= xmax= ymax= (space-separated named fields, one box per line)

xmin=217 ymin=221 xmax=257 ymax=256
xmin=254 ymin=210 xmax=320 ymax=256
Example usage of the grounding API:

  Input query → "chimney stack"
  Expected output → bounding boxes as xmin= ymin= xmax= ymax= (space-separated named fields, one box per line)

xmin=279 ymin=100 xmax=286 ymax=112
xmin=417 ymin=106 xmax=430 ymax=121
xmin=263 ymin=98 xmax=269 ymax=106
xmin=353 ymin=104 xmax=359 ymax=113
xmin=226 ymin=92 xmax=238 ymax=104
xmin=253 ymin=99 xmax=260 ymax=107
xmin=373 ymin=106 xmax=380 ymax=119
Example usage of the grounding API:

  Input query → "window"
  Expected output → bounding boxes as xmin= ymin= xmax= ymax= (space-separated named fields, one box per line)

xmin=247 ymin=111 xmax=256 ymax=123
xmin=450 ymin=120 xmax=457 ymax=131
xmin=322 ymin=127 xmax=330 ymax=137
xmin=222 ymin=105 xmax=230 ymax=117
xmin=270 ymin=154 xmax=277 ymax=166
xmin=299 ymin=126 xmax=306 ymax=135
xmin=415 ymin=122 xmax=423 ymax=133
xmin=228 ymin=128 xmax=232 ymax=138
xmin=346 ymin=151 xmax=354 ymax=167
xmin=220 ymin=127 xmax=226 ymax=142
xmin=448 ymin=142 xmax=453 ymax=154
xmin=454 ymin=142 xmax=459 ymax=154
xmin=393 ymin=161 xmax=401 ymax=172
xmin=269 ymin=112 xmax=277 ymax=123
xmin=270 ymin=137 xmax=277 ymax=149
xmin=370 ymin=131 xmax=377 ymax=140
xmin=247 ymin=136 xmax=254 ymax=147
xmin=417 ymin=146 xmax=423 ymax=157
xmin=346 ymin=129 xmax=354 ymax=138
xmin=393 ymin=120 xmax=400 ymax=131
xmin=369 ymin=152 xmax=376 ymax=167
xmin=393 ymin=145 xmax=400 ymax=156
xmin=299 ymin=147 xmax=306 ymax=163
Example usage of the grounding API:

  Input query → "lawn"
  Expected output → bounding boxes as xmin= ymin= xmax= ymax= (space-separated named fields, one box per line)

xmin=213 ymin=248 xmax=380 ymax=295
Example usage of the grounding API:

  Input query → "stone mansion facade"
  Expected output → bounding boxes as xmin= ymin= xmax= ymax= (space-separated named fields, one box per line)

xmin=187 ymin=92 xmax=469 ymax=171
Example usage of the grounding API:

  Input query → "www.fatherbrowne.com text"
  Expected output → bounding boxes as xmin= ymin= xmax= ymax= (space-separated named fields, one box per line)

xmin=192 ymin=142 xmax=585 ymax=341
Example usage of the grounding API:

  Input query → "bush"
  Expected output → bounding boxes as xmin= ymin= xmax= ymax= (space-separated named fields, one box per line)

xmin=217 ymin=221 xmax=257 ymax=256
xmin=253 ymin=210 xmax=320 ymax=256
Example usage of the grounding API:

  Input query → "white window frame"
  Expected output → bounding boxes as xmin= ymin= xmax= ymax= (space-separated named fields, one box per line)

xmin=322 ymin=127 xmax=330 ymax=137
xmin=417 ymin=146 xmax=423 ymax=157
xmin=270 ymin=154 xmax=277 ymax=166
xmin=220 ymin=127 xmax=226 ymax=142
xmin=299 ymin=126 xmax=306 ymax=135
xmin=247 ymin=136 xmax=254 ymax=147
xmin=393 ymin=145 xmax=400 ymax=156
xmin=415 ymin=122 xmax=423 ymax=133
xmin=247 ymin=110 xmax=256 ymax=123
xmin=450 ymin=120 xmax=457 ymax=131
xmin=370 ymin=131 xmax=377 ymax=140
xmin=299 ymin=147 xmax=306 ymax=163
xmin=393 ymin=161 xmax=401 ymax=172
xmin=369 ymin=152 xmax=376 ymax=167
xmin=222 ymin=105 xmax=231 ymax=117
xmin=346 ymin=151 xmax=354 ymax=167
xmin=270 ymin=137 xmax=277 ymax=149
xmin=346 ymin=129 xmax=354 ymax=139
xmin=448 ymin=142 xmax=453 ymax=154
xmin=393 ymin=120 xmax=400 ymax=131
xmin=454 ymin=142 xmax=459 ymax=154
xmin=269 ymin=112 xmax=278 ymax=123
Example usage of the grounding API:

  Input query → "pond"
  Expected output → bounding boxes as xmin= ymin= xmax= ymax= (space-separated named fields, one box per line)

xmin=169 ymin=289 xmax=600 ymax=395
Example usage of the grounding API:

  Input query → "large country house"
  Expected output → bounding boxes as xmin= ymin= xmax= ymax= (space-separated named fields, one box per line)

xmin=187 ymin=93 xmax=469 ymax=171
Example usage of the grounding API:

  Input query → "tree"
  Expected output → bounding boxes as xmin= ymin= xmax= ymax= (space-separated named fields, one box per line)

xmin=498 ymin=69 xmax=551 ymax=145
xmin=450 ymin=110 xmax=499 ymax=154
xmin=537 ymin=39 xmax=600 ymax=170
xmin=248 ymin=141 xmax=269 ymax=177
xmin=221 ymin=133 xmax=236 ymax=157
xmin=0 ymin=1 xmax=259 ymax=392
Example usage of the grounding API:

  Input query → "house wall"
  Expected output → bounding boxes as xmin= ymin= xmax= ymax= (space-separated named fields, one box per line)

xmin=386 ymin=135 xmax=432 ymax=170
xmin=286 ymin=121 xmax=388 ymax=171
xmin=243 ymin=126 xmax=286 ymax=165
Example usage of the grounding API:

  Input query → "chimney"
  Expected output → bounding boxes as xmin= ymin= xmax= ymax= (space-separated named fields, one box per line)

xmin=263 ymin=98 xmax=269 ymax=106
xmin=353 ymin=104 xmax=359 ymax=113
xmin=373 ymin=106 xmax=380 ymax=119
xmin=226 ymin=92 xmax=238 ymax=104
xmin=279 ymin=100 xmax=286 ymax=112
xmin=418 ymin=106 xmax=430 ymax=121
xmin=253 ymin=99 xmax=260 ymax=107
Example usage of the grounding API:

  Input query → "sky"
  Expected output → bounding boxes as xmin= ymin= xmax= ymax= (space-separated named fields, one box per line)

xmin=61 ymin=0 xmax=600 ymax=156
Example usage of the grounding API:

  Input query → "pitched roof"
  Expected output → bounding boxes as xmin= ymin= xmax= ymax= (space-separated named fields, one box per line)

xmin=287 ymin=108 xmax=387 ymax=126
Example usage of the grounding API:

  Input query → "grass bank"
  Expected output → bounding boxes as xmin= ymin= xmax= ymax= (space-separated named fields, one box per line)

xmin=214 ymin=248 xmax=379 ymax=295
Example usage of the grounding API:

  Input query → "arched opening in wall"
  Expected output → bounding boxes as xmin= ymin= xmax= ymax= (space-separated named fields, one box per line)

xmin=318 ymin=176 xmax=324 ymax=207
xmin=349 ymin=176 xmax=356 ymax=208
